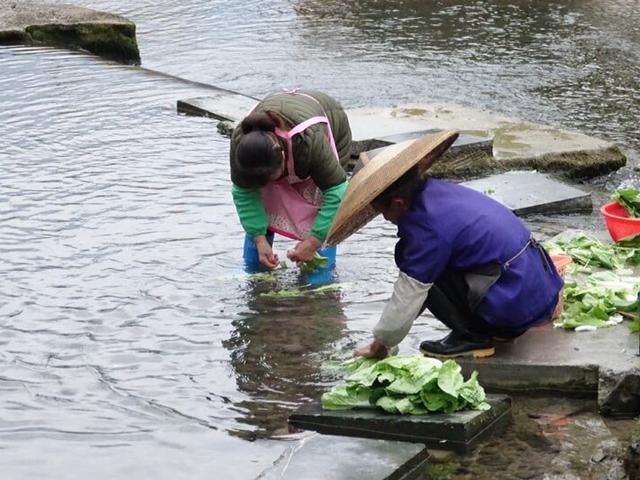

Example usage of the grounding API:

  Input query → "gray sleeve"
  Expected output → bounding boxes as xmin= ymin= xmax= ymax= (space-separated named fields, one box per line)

xmin=373 ymin=272 xmax=433 ymax=347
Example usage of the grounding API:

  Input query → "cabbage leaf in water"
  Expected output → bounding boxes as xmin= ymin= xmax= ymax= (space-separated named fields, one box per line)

xmin=260 ymin=283 xmax=342 ymax=298
xmin=321 ymin=356 xmax=490 ymax=415
xmin=300 ymin=253 xmax=329 ymax=274
xmin=612 ymin=189 xmax=640 ymax=218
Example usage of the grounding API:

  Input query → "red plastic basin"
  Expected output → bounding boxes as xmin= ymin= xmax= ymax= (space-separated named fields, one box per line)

xmin=599 ymin=201 xmax=640 ymax=242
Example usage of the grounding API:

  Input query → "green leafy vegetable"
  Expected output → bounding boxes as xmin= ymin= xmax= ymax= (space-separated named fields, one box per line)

xmin=260 ymin=283 xmax=342 ymax=298
xmin=321 ymin=355 xmax=490 ymax=415
xmin=248 ymin=272 xmax=279 ymax=283
xmin=617 ymin=233 xmax=640 ymax=248
xmin=554 ymin=270 xmax=640 ymax=331
xmin=300 ymin=253 xmax=329 ymax=274
xmin=545 ymin=233 xmax=640 ymax=269
xmin=545 ymin=232 xmax=640 ymax=333
xmin=545 ymin=233 xmax=621 ymax=269
xmin=612 ymin=189 xmax=640 ymax=218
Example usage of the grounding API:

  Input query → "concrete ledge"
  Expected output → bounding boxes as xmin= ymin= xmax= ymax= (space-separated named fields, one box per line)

xmin=461 ymin=171 xmax=593 ymax=216
xmin=357 ymin=128 xmax=495 ymax=178
xmin=177 ymin=92 xmax=625 ymax=179
xmin=0 ymin=0 xmax=140 ymax=64
xmin=352 ymin=104 xmax=626 ymax=178
xmin=451 ymin=323 xmax=640 ymax=417
xmin=258 ymin=434 xmax=430 ymax=480
xmin=599 ymin=367 xmax=640 ymax=418
xmin=289 ymin=395 xmax=512 ymax=454
xmin=177 ymin=93 xmax=258 ymax=122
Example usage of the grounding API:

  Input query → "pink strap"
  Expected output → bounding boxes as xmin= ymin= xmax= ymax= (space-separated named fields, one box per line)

xmin=275 ymin=116 xmax=330 ymax=179
xmin=280 ymin=91 xmax=340 ymax=160
xmin=267 ymin=90 xmax=341 ymax=180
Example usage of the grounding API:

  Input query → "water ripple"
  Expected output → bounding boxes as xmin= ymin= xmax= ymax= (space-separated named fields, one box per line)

xmin=2 ymin=0 xmax=640 ymax=478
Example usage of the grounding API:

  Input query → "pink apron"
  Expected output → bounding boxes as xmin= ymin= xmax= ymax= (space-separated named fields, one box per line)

xmin=260 ymin=92 xmax=340 ymax=241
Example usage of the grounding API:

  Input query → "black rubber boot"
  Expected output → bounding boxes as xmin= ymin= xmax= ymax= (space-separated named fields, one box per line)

xmin=419 ymin=332 xmax=495 ymax=359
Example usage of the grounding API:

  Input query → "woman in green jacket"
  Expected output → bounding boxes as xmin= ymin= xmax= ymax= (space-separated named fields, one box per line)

xmin=230 ymin=89 xmax=352 ymax=271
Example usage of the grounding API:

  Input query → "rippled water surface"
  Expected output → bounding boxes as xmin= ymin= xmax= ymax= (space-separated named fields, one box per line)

xmin=2 ymin=1 xmax=640 ymax=478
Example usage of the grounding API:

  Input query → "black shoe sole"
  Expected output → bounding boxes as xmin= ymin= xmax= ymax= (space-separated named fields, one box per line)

xmin=419 ymin=346 xmax=496 ymax=359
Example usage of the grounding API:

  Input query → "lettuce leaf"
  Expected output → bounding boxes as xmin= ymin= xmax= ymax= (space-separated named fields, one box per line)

xmin=300 ymin=253 xmax=329 ymax=274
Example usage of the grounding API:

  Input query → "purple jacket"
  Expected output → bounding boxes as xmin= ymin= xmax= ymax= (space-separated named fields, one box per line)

xmin=395 ymin=178 xmax=563 ymax=329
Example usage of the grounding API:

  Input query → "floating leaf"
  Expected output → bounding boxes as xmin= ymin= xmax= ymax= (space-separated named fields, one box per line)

xmin=300 ymin=253 xmax=329 ymax=274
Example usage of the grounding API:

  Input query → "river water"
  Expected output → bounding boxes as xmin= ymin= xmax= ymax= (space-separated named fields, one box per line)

xmin=1 ymin=1 xmax=639 ymax=479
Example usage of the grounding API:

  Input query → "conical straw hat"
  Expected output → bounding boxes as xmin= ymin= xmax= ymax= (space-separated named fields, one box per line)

xmin=326 ymin=130 xmax=459 ymax=246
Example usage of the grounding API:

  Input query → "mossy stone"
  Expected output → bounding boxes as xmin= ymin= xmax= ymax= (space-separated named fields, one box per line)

xmin=26 ymin=23 xmax=140 ymax=64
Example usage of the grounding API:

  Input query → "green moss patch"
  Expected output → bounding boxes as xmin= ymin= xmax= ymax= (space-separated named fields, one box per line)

xmin=25 ymin=22 xmax=140 ymax=64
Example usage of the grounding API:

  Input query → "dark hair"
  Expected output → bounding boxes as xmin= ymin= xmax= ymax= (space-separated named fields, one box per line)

xmin=372 ymin=166 xmax=425 ymax=209
xmin=235 ymin=112 xmax=283 ymax=188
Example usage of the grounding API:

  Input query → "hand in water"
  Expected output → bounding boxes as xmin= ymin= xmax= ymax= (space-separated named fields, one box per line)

xmin=255 ymin=235 xmax=279 ymax=269
xmin=353 ymin=339 xmax=389 ymax=359
xmin=287 ymin=236 xmax=322 ymax=266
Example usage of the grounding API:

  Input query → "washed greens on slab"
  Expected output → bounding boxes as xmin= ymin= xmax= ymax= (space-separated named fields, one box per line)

xmin=322 ymin=356 xmax=490 ymax=415
xmin=554 ymin=271 xmax=639 ymax=331
xmin=545 ymin=233 xmax=640 ymax=269
xmin=545 ymin=233 xmax=640 ymax=333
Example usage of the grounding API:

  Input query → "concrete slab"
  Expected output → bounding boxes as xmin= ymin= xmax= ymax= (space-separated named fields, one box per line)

xmin=357 ymin=130 xmax=495 ymax=179
xmin=258 ymin=433 xmax=429 ymax=480
xmin=176 ymin=94 xmax=625 ymax=178
xmin=288 ymin=395 xmax=511 ymax=454
xmin=460 ymin=171 xmax=593 ymax=216
xmin=351 ymin=104 xmax=626 ymax=178
xmin=447 ymin=323 xmax=640 ymax=417
xmin=0 ymin=0 xmax=140 ymax=64
xmin=375 ymin=129 xmax=492 ymax=150
xmin=177 ymin=94 xmax=497 ymax=176
xmin=176 ymin=92 xmax=258 ymax=123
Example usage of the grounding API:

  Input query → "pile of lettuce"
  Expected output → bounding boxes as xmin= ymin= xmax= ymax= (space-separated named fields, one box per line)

xmin=545 ymin=233 xmax=640 ymax=269
xmin=545 ymin=233 xmax=640 ymax=333
xmin=556 ymin=271 xmax=639 ymax=331
xmin=321 ymin=355 xmax=490 ymax=415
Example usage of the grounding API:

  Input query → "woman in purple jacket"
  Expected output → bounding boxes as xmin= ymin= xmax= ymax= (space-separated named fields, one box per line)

xmin=326 ymin=131 xmax=563 ymax=359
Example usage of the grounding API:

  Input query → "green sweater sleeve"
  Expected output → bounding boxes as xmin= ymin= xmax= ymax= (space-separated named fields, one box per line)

xmin=231 ymin=184 xmax=268 ymax=238
xmin=310 ymin=180 xmax=348 ymax=241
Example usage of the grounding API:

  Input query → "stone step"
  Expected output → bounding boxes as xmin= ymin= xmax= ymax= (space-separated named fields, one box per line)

xmin=426 ymin=322 xmax=639 ymax=417
xmin=176 ymin=94 xmax=494 ymax=160
xmin=0 ymin=0 xmax=140 ymax=64
xmin=177 ymin=92 xmax=258 ymax=123
xmin=289 ymin=394 xmax=511 ymax=454
xmin=460 ymin=171 xmax=593 ymax=216
xmin=258 ymin=434 xmax=430 ymax=480
xmin=176 ymin=93 xmax=626 ymax=178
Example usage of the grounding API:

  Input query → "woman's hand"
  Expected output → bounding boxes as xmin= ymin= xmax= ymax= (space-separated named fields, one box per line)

xmin=353 ymin=339 xmax=389 ymax=359
xmin=287 ymin=236 xmax=323 ymax=266
xmin=255 ymin=235 xmax=279 ymax=269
